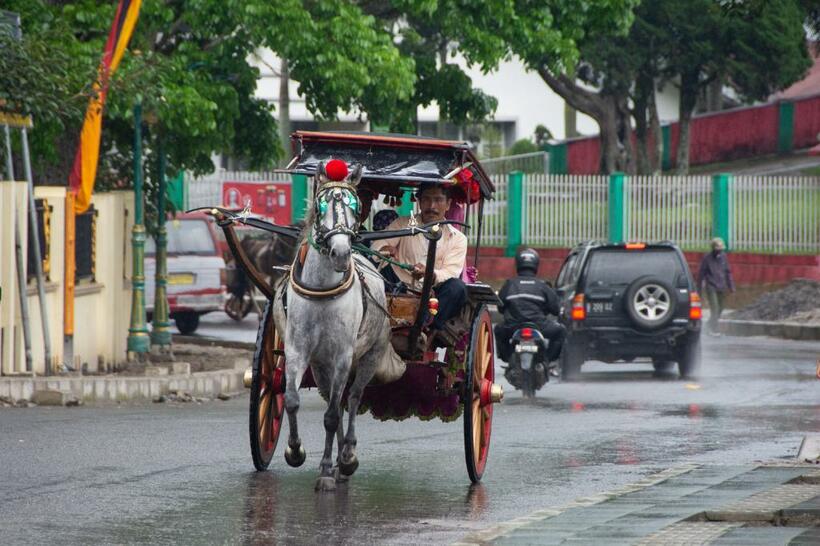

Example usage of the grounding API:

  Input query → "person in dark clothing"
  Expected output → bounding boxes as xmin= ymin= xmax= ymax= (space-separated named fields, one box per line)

xmin=494 ymin=248 xmax=566 ymax=362
xmin=698 ymin=237 xmax=735 ymax=335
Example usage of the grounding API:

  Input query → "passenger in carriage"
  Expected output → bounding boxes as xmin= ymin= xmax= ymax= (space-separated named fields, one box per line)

xmin=374 ymin=183 xmax=468 ymax=330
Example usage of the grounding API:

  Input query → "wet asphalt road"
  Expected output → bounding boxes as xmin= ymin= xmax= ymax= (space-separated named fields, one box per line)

xmin=1 ymin=330 xmax=819 ymax=545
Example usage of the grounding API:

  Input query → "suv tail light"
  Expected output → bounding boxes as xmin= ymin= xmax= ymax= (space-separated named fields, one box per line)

xmin=689 ymin=292 xmax=702 ymax=320
xmin=521 ymin=327 xmax=533 ymax=339
xmin=571 ymin=294 xmax=586 ymax=321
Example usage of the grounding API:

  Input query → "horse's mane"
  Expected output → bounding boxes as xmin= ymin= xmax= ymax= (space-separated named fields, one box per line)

xmin=298 ymin=201 xmax=316 ymax=245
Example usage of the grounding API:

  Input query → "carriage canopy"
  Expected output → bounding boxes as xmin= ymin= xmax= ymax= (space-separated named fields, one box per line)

xmin=285 ymin=131 xmax=495 ymax=201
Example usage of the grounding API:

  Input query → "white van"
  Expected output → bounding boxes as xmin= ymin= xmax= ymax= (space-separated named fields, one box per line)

xmin=145 ymin=214 xmax=227 ymax=334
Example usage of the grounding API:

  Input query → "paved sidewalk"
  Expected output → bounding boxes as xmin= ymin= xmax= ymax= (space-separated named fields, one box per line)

xmin=458 ymin=464 xmax=820 ymax=545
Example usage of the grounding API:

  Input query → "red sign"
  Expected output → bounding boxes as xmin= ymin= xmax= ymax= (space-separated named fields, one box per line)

xmin=222 ymin=180 xmax=292 ymax=225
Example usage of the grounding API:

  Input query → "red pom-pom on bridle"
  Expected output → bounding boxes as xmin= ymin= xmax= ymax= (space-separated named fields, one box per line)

xmin=325 ymin=159 xmax=348 ymax=181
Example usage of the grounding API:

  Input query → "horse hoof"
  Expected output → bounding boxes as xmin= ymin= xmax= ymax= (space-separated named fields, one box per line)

xmin=333 ymin=467 xmax=350 ymax=483
xmin=315 ymin=476 xmax=336 ymax=492
xmin=339 ymin=455 xmax=359 ymax=477
xmin=285 ymin=445 xmax=306 ymax=467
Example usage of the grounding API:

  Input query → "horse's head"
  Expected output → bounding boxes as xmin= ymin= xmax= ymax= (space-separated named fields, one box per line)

xmin=312 ymin=160 xmax=363 ymax=272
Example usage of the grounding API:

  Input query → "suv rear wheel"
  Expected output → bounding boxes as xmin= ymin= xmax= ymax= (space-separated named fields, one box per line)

xmin=624 ymin=276 xmax=677 ymax=330
xmin=676 ymin=335 xmax=702 ymax=379
xmin=560 ymin=339 xmax=583 ymax=381
xmin=174 ymin=312 xmax=201 ymax=335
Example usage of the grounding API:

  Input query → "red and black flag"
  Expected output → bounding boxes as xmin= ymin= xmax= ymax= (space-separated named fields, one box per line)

xmin=68 ymin=0 xmax=141 ymax=214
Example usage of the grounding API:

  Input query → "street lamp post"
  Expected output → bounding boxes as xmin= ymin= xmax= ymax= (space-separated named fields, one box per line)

xmin=150 ymin=137 xmax=172 ymax=350
xmin=127 ymin=102 xmax=149 ymax=358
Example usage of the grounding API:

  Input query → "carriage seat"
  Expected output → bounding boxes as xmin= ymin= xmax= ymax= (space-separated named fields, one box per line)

xmin=386 ymin=294 xmax=420 ymax=328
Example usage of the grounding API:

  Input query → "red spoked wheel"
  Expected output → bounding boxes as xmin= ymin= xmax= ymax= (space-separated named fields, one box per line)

xmin=463 ymin=305 xmax=500 ymax=483
xmin=249 ymin=301 xmax=286 ymax=471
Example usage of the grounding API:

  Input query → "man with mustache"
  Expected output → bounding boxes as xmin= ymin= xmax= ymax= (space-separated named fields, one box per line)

xmin=375 ymin=183 xmax=468 ymax=330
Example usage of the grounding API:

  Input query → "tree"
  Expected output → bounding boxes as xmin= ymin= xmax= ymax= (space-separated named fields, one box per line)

xmin=4 ymin=0 xmax=416 ymax=226
xmin=508 ymin=138 xmax=537 ymax=156
xmin=662 ymin=0 xmax=812 ymax=172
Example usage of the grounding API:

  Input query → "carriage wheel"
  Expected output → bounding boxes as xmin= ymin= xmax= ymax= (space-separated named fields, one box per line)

xmin=249 ymin=302 xmax=285 ymax=471
xmin=463 ymin=305 xmax=498 ymax=483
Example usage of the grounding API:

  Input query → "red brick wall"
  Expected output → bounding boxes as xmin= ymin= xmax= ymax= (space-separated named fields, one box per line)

xmin=470 ymin=247 xmax=820 ymax=286
xmin=794 ymin=95 xmax=820 ymax=149
xmin=562 ymin=95 xmax=820 ymax=173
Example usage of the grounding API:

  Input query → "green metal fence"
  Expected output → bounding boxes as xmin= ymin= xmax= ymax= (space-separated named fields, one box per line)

xmin=481 ymin=173 xmax=820 ymax=254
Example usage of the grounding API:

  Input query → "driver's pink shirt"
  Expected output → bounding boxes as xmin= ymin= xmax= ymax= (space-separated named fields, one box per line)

xmin=375 ymin=215 xmax=467 ymax=287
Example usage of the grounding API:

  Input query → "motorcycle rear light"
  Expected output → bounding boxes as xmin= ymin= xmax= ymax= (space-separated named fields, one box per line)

xmin=571 ymin=294 xmax=586 ymax=321
xmin=689 ymin=292 xmax=702 ymax=320
xmin=521 ymin=327 xmax=533 ymax=339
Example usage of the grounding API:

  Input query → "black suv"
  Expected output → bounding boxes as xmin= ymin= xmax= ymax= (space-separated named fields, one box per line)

xmin=555 ymin=241 xmax=702 ymax=380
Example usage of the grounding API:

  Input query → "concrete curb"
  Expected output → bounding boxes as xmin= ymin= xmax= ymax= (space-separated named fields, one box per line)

xmin=0 ymin=368 xmax=245 ymax=404
xmin=719 ymin=319 xmax=820 ymax=341
xmin=173 ymin=334 xmax=255 ymax=351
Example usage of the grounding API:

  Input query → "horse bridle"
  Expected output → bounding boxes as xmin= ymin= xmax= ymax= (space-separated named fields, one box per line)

xmin=311 ymin=181 xmax=361 ymax=252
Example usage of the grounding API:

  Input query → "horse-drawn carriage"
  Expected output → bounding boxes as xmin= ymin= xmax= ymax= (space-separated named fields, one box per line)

xmin=200 ymin=132 xmax=503 ymax=487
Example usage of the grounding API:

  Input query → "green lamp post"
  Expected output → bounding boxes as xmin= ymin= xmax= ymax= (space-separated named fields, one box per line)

xmin=127 ymin=102 xmax=150 ymax=358
xmin=150 ymin=137 xmax=172 ymax=349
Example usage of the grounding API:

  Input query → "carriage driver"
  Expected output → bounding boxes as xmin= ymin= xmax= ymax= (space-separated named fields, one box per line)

xmin=375 ymin=183 xmax=468 ymax=330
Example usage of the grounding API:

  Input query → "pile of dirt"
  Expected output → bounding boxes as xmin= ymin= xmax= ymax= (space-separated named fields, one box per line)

xmin=730 ymin=279 xmax=820 ymax=322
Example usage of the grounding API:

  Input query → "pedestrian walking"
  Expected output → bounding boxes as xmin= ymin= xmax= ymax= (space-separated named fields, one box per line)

xmin=698 ymin=237 xmax=735 ymax=335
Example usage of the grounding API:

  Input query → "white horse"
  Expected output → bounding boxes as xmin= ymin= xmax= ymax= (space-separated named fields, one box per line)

xmin=273 ymin=161 xmax=400 ymax=491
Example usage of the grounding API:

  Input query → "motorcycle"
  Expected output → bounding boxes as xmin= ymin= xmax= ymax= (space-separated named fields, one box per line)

xmin=503 ymin=323 xmax=551 ymax=398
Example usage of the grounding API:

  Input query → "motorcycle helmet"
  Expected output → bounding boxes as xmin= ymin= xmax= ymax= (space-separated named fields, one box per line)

xmin=515 ymin=248 xmax=540 ymax=274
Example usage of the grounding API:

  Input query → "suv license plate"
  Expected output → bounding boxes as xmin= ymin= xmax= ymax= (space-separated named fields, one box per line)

xmin=590 ymin=301 xmax=613 ymax=313
xmin=515 ymin=344 xmax=538 ymax=353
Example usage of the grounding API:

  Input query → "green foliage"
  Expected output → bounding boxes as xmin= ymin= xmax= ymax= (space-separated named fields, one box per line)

xmin=4 ymin=0 xmax=420 ymax=229
xmin=534 ymin=125 xmax=553 ymax=147
xmin=507 ymin=139 xmax=538 ymax=156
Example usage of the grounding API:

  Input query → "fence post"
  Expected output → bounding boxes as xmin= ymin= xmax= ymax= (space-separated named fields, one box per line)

xmin=291 ymin=173 xmax=308 ymax=223
xmin=608 ymin=172 xmax=628 ymax=243
xmin=777 ymin=101 xmax=794 ymax=154
xmin=505 ymin=171 xmax=524 ymax=257
xmin=712 ymin=173 xmax=733 ymax=250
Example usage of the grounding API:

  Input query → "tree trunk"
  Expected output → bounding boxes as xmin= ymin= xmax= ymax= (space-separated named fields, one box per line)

xmin=704 ymin=76 xmax=722 ymax=113
xmin=615 ymin=95 xmax=635 ymax=174
xmin=536 ymin=67 xmax=621 ymax=174
xmin=436 ymin=45 xmax=447 ymax=139
xmin=632 ymin=76 xmax=651 ymax=175
xmin=599 ymin=102 xmax=620 ymax=174
xmin=649 ymin=87 xmax=662 ymax=174
xmin=676 ymin=72 xmax=700 ymax=174
xmin=278 ymin=58 xmax=290 ymax=165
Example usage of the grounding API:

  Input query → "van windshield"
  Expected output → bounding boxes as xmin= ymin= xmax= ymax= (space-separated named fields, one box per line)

xmin=145 ymin=219 xmax=216 ymax=255
xmin=584 ymin=249 xmax=683 ymax=286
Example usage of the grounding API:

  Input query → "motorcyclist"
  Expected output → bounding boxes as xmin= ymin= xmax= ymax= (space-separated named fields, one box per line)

xmin=494 ymin=248 xmax=566 ymax=365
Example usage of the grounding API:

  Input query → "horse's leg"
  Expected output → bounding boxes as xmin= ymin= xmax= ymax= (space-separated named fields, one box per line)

xmin=284 ymin=351 xmax=307 ymax=468
xmin=333 ymin=405 xmax=349 ymax=483
xmin=339 ymin=346 xmax=383 ymax=477
xmin=316 ymin=357 xmax=350 ymax=492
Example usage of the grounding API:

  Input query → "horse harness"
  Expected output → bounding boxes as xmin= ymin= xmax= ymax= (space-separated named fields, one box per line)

xmin=281 ymin=243 xmax=391 ymax=335
xmin=311 ymin=181 xmax=361 ymax=250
